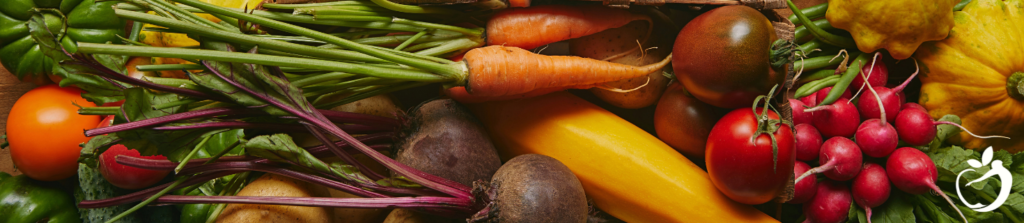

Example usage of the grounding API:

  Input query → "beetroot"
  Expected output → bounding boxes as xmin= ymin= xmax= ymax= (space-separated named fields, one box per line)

xmin=802 ymin=180 xmax=852 ymax=223
xmin=811 ymin=98 xmax=860 ymax=138
xmin=887 ymin=147 xmax=966 ymax=223
xmin=795 ymin=137 xmax=862 ymax=183
xmin=790 ymin=99 xmax=812 ymax=125
xmin=395 ymin=99 xmax=502 ymax=186
xmin=788 ymin=161 xmax=817 ymax=204
xmin=855 ymin=119 xmax=899 ymax=158
xmin=795 ymin=124 xmax=823 ymax=161
xmin=852 ymin=163 xmax=890 ymax=223
xmin=474 ymin=154 xmax=588 ymax=223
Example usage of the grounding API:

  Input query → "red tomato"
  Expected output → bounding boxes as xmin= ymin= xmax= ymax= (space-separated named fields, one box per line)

xmin=705 ymin=108 xmax=796 ymax=205
xmin=99 ymin=144 xmax=171 ymax=189
xmin=7 ymin=85 xmax=101 ymax=181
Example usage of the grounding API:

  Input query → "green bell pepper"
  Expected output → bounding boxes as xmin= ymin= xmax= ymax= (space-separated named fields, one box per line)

xmin=0 ymin=172 xmax=81 ymax=223
xmin=0 ymin=0 xmax=124 ymax=78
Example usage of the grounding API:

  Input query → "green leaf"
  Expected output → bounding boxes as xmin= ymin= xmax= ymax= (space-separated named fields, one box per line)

xmin=78 ymin=134 xmax=121 ymax=168
xmin=929 ymin=115 xmax=963 ymax=150
xmin=1005 ymin=192 xmax=1024 ymax=214
xmin=28 ymin=9 xmax=125 ymax=104
xmin=872 ymin=191 xmax=916 ymax=223
xmin=244 ymin=134 xmax=373 ymax=184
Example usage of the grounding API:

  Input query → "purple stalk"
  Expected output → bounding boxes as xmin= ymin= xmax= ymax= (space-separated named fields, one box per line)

xmin=151 ymin=121 xmax=393 ymax=134
xmin=154 ymin=195 xmax=474 ymax=212
xmin=79 ymin=170 xmax=243 ymax=208
xmin=85 ymin=107 xmax=249 ymax=136
xmin=318 ymin=109 xmax=401 ymax=127
xmin=306 ymin=132 xmax=394 ymax=155
xmin=202 ymin=61 xmax=472 ymax=200
xmin=304 ymin=123 xmax=386 ymax=181
xmin=117 ymin=155 xmax=258 ymax=170
xmin=197 ymin=162 xmax=389 ymax=198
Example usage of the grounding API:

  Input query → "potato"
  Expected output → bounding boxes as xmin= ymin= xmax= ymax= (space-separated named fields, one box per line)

xmin=569 ymin=19 xmax=672 ymax=109
xmin=216 ymin=174 xmax=332 ymax=223
xmin=382 ymin=209 xmax=457 ymax=223
xmin=328 ymin=94 xmax=403 ymax=118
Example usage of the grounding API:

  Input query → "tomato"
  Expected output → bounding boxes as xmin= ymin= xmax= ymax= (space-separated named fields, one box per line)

xmin=672 ymin=5 xmax=784 ymax=108
xmin=99 ymin=144 xmax=171 ymax=189
xmin=705 ymin=107 xmax=796 ymax=205
xmin=7 ymin=85 xmax=101 ymax=181
xmin=653 ymin=82 xmax=727 ymax=158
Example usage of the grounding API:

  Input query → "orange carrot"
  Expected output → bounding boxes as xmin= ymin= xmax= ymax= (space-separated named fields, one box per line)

xmin=443 ymin=86 xmax=568 ymax=104
xmin=460 ymin=45 xmax=671 ymax=98
xmin=485 ymin=5 xmax=650 ymax=50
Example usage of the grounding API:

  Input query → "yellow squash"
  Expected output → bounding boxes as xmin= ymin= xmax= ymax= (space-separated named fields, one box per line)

xmin=138 ymin=0 xmax=258 ymax=78
xmin=826 ymin=0 xmax=957 ymax=59
xmin=466 ymin=92 xmax=777 ymax=223
xmin=915 ymin=0 xmax=1024 ymax=151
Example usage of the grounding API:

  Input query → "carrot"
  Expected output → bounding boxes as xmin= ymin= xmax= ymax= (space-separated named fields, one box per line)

xmin=443 ymin=86 xmax=568 ymax=104
xmin=461 ymin=45 xmax=671 ymax=98
xmin=485 ymin=5 xmax=651 ymax=50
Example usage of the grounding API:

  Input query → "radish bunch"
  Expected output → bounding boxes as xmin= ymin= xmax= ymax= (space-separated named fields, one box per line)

xmin=787 ymin=56 xmax=1000 ymax=223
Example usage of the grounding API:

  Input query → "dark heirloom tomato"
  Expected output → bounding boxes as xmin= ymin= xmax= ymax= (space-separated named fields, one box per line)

xmin=654 ymin=82 xmax=726 ymax=158
xmin=672 ymin=5 xmax=784 ymax=108
xmin=706 ymin=107 xmax=795 ymax=205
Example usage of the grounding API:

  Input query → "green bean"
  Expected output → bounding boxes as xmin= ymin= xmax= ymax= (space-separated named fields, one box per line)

xmin=794 ymin=19 xmax=833 ymax=42
xmin=796 ymin=69 xmax=837 ymax=84
xmin=794 ymin=75 xmax=840 ymax=98
xmin=816 ymin=53 xmax=869 ymax=107
xmin=793 ymin=54 xmax=845 ymax=71
xmin=954 ymin=0 xmax=972 ymax=11
xmin=788 ymin=3 xmax=828 ymax=25
xmin=787 ymin=0 xmax=858 ymax=49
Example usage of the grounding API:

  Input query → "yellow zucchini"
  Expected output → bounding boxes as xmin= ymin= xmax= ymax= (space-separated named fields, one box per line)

xmin=466 ymin=92 xmax=776 ymax=223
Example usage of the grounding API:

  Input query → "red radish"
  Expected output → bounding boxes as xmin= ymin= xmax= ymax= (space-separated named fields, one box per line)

xmin=887 ymin=147 xmax=966 ymax=223
xmin=901 ymin=102 xmax=925 ymax=112
xmin=852 ymin=163 xmax=890 ymax=223
xmin=788 ymin=161 xmax=817 ymax=204
xmin=850 ymin=56 xmax=888 ymax=92
xmin=855 ymin=119 xmax=898 ymax=158
xmin=802 ymin=180 xmax=852 ymax=223
xmin=811 ymin=98 xmax=860 ymax=138
xmin=795 ymin=137 xmax=862 ymax=184
xmin=801 ymin=94 xmax=817 ymax=107
xmin=795 ymin=124 xmax=823 ymax=161
xmin=813 ymin=87 xmax=852 ymax=106
xmin=894 ymin=108 xmax=1011 ymax=146
xmin=855 ymin=57 xmax=917 ymax=123
xmin=790 ymin=99 xmax=812 ymax=125
xmin=99 ymin=145 xmax=172 ymax=190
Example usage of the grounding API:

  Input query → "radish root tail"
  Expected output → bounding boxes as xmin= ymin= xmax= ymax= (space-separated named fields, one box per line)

xmin=850 ymin=52 xmax=881 ymax=102
xmin=862 ymin=53 xmax=885 ymax=123
xmin=865 ymin=206 xmax=873 ymax=223
xmin=929 ymin=184 xmax=968 ymax=223
xmin=795 ymin=161 xmax=834 ymax=184
xmin=934 ymin=121 xmax=1012 ymax=140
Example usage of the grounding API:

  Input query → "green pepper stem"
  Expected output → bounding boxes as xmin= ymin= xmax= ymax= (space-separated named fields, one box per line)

xmin=76 ymin=43 xmax=452 ymax=82
xmin=1008 ymin=72 xmax=1024 ymax=101
xmin=787 ymin=0 xmax=858 ymax=49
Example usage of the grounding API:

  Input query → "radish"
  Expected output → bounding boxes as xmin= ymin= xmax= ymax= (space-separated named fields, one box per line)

xmin=810 ymin=98 xmax=860 ymax=138
xmin=790 ymin=99 xmax=813 ymax=125
xmin=855 ymin=119 xmax=898 ymax=158
xmin=850 ymin=55 xmax=888 ymax=92
xmin=788 ymin=161 xmax=817 ymax=204
xmin=813 ymin=87 xmax=851 ymax=105
xmin=801 ymin=94 xmax=817 ymax=107
xmin=802 ymin=180 xmax=852 ymax=223
xmin=854 ymin=59 xmax=913 ymax=123
xmin=895 ymin=107 xmax=1011 ymax=146
xmin=795 ymin=137 xmax=862 ymax=184
xmin=886 ymin=147 xmax=966 ymax=223
xmin=795 ymin=124 xmax=823 ymax=161
xmin=852 ymin=163 xmax=890 ymax=223
xmin=900 ymin=102 xmax=925 ymax=112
